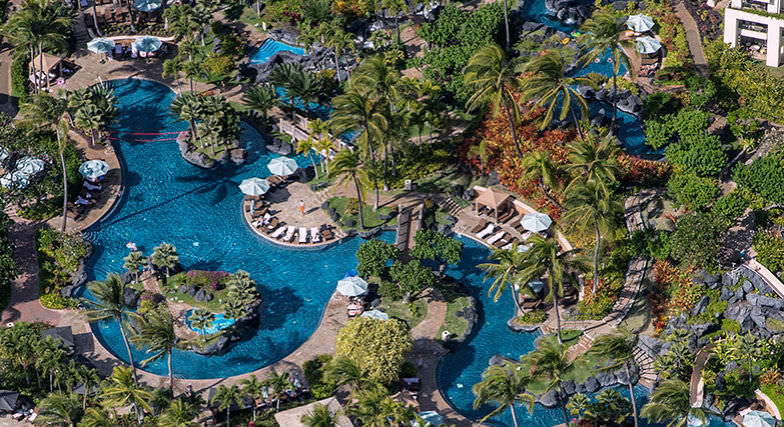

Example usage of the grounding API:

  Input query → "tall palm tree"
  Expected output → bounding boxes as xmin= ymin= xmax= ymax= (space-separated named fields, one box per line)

xmin=325 ymin=356 xmax=371 ymax=391
xmin=242 ymin=84 xmax=277 ymax=123
xmin=565 ymin=135 xmax=621 ymax=195
xmin=182 ymin=60 xmax=203 ymax=92
xmin=300 ymin=403 xmax=337 ymax=427
xmin=162 ymin=57 xmax=184 ymax=94
xmin=150 ymin=242 xmax=179 ymax=278
xmin=588 ymin=327 xmax=640 ymax=427
xmin=264 ymin=371 xmax=293 ymax=412
xmin=269 ymin=63 xmax=305 ymax=119
xmin=563 ymin=179 xmax=621 ymax=295
xmin=123 ymin=251 xmax=146 ymax=284
xmin=70 ymin=363 xmax=99 ymax=409
xmin=473 ymin=362 xmax=535 ymax=427
xmin=463 ymin=44 xmax=524 ymax=159
xmin=188 ymin=309 xmax=214 ymax=341
xmin=520 ymin=50 xmax=590 ymax=139
xmin=80 ymin=407 xmax=116 ymax=427
xmin=35 ymin=337 xmax=65 ymax=392
xmin=524 ymin=340 xmax=573 ymax=424
xmin=129 ymin=306 xmax=184 ymax=395
xmin=329 ymin=149 xmax=367 ymax=228
xmin=345 ymin=383 xmax=412 ymax=427
xmin=308 ymin=118 xmax=333 ymax=175
xmin=0 ymin=325 xmax=37 ymax=386
xmin=240 ymin=375 xmax=265 ymax=421
xmin=286 ymin=69 xmax=325 ymax=118
xmin=297 ymin=137 xmax=320 ymax=179
xmin=100 ymin=366 xmax=154 ymax=423
xmin=170 ymin=93 xmax=203 ymax=149
xmin=478 ymin=242 xmax=535 ymax=311
xmin=74 ymin=104 xmax=104 ymax=148
xmin=641 ymin=379 xmax=711 ymax=427
xmin=157 ymin=399 xmax=199 ymax=427
xmin=520 ymin=151 xmax=563 ymax=210
xmin=36 ymin=393 xmax=82 ymax=427
xmin=212 ymin=385 xmax=243 ymax=427
xmin=580 ymin=10 xmax=635 ymax=133
xmin=81 ymin=274 xmax=139 ymax=384
xmin=325 ymin=25 xmax=356 ymax=82
xmin=517 ymin=236 xmax=585 ymax=343
xmin=329 ymin=88 xmax=387 ymax=210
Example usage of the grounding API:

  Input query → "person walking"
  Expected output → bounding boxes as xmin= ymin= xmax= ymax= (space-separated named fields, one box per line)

xmin=299 ymin=200 xmax=305 ymax=216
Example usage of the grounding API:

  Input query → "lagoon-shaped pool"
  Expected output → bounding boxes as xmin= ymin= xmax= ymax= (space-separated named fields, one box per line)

xmin=249 ymin=39 xmax=306 ymax=64
xmin=185 ymin=309 xmax=235 ymax=334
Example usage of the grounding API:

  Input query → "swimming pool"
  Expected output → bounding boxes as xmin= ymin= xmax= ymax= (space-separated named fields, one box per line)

xmin=185 ymin=309 xmax=235 ymax=334
xmin=79 ymin=78 xmax=387 ymax=378
xmin=249 ymin=39 xmax=306 ymax=64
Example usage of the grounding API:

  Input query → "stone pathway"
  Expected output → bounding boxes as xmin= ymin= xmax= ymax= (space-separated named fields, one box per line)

xmin=409 ymin=289 xmax=447 ymax=340
xmin=674 ymin=1 xmax=709 ymax=77
xmin=689 ymin=345 xmax=712 ymax=407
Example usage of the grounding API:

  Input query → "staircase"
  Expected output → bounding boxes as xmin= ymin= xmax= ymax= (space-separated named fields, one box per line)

xmin=73 ymin=12 xmax=90 ymax=47
xmin=434 ymin=194 xmax=463 ymax=216
xmin=632 ymin=344 xmax=658 ymax=385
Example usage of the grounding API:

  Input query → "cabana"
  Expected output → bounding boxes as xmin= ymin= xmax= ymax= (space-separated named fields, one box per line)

xmin=274 ymin=397 xmax=354 ymax=427
xmin=474 ymin=187 xmax=513 ymax=220
xmin=42 ymin=326 xmax=75 ymax=354
xmin=30 ymin=53 xmax=67 ymax=88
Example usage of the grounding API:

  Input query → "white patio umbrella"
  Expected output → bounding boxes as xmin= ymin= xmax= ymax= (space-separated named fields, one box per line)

xmin=636 ymin=36 xmax=662 ymax=54
xmin=337 ymin=276 xmax=368 ymax=296
xmin=520 ymin=212 xmax=552 ymax=232
xmin=239 ymin=177 xmax=270 ymax=215
xmin=414 ymin=411 xmax=444 ymax=427
xmin=0 ymin=146 xmax=8 ymax=163
xmin=1 ymin=171 xmax=30 ymax=189
xmin=87 ymin=38 xmax=115 ymax=54
xmin=79 ymin=159 xmax=109 ymax=180
xmin=133 ymin=36 xmax=162 ymax=53
xmin=133 ymin=0 xmax=162 ymax=11
xmin=626 ymin=14 xmax=655 ymax=32
xmin=743 ymin=411 xmax=777 ymax=427
xmin=361 ymin=309 xmax=390 ymax=320
xmin=686 ymin=414 xmax=707 ymax=427
xmin=267 ymin=157 xmax=298 ymax=176
xmin=16 ymin=157 xmax=45 ymax=175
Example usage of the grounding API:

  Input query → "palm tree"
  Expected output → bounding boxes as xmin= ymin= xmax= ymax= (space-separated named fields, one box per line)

xmin=285 ymin=69 xmax=325 ymax=118
xmin=35 ymin=337 xmax=65 ymax=392
xmin=242 ymin=84 xmax=277 ymax=123
xmin=329 ymin=88 xmax=387 ymax=210
xmin=212 ymin=384 xmax=243 ymax=426
xmin=100 ymin=366 xmax=154 ymax=423
xmin=301 ymin=403 xmax=337 ymax=427
xmin=80 ymin=407 xmax=116 ymax=427
xmin=473 ymin=362 xmax=535 ymax=427
xmin=74 ymin=104 xmax=104 ymax=147
xmin=329 ymin=149 xmax=367 ymax=229
xmin=325 ymin=25 xmax=356 ymax=82
xmin=157 ymin=399 xmax=199 ymax=427
xmin=518 ymin=236 xmax=585 ymax=343
xmin=580 ymin=10 xmax=635 ymax=133
xmin=565 ymin=135 xmax=621 ymax=195
xmin=520 ymin=151 xmax=563 ymax=210
xmin=463 ymin=44 xmax=524 ymax=159
xmin=587 ymin=327 xmax=640 ymax=427
xmin=524 ymin=340 xmax=573 ymax=424
xmin=162 ymin=57 xmax=184 ymax=94
xmin=298 ymin=137 xmax=320 ymax=179
xmin=188 ymin=309 xmax=214 ymax=341
xmin=70 ymin=363 xmax=99 ymax=409
xmin=240 ymin=375 xmax=265 ymax=421
xmin=563 ymin=179 xmax=621 ymax=295
xmin=36 ymin=393 xmax=82 ymax=427
xmin=325 ymin=356 xmax=371 ymax=391
xmin=123 ymin=251 xmax=146 ymax=284
xmin=269 ymin=63 xmax=306 ymax=119
xmin=170 ymin=93 xmax=203 ymax=148
xmin=381 ymin=0 xmax=407 ymax=43
xmin=641 ymin=379 xmax=711 ymax=427
xmin=520 ymin=50 xmax=590 ymax=139
xmin=129 ymin=306 xmax=184 ymax=395
xmin=182 ymin=60 xmax=203 ymax=92
xmin=308 ymin=119 xmax=334 ymax=175
xmin=82 ymin=274 xmax=139 ymax=384
xmin=264 ymin=371 xmax=293 ymax=412
xmin=345 ymin=383 xmax=413 ymax=427
xmin=0 ymin=325 xmax=36 ymax=386
xmin=478 ymin=242 xmax=535 ymax=312
xmin=150 ymin=242 xmax=179 ymax=278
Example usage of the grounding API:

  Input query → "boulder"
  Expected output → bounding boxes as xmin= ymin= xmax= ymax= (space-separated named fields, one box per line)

xmin=345 ymin=219 xmax=357 ymax=228
xmin=123 ymin=287 xmax=140 ymax=309
xmin=121 ymin=271 xmax=134 ymax=285
xmin=616 ymin=368 xmax=630 ymax=385
xmin=638 ymin=334 xmax=664 ymax=357
xmin=596 ymin=371 xmax=616 ymax=387
xmin=575 ymin=382 xmax=586 ymax=394
xmin=582 ymin=376 xmax=600 ymax=393
xmin=746 ymin=293 xmax=784 ymax=310
xmin=445 ymin=214 xmax=458 ymax=225
xmin=229 ymin=148 xmax=247 ymax=165
xmin=195 ymin=335 xmax=232 ymax=355
xmin=691 ymin=323 xmax=713 ymax=338
xmin=562 ymin=379 xmax=576 ymax=395
xmin=742 ymin=281 xmax=753 ymax=293
xmin=538 ymin=390 xmax=560 ymax=408
xmin=691 ymin=295 xmax=710 ymax=317
xmin=576 ymin=85 xmax=596 ymax=99
xmin=194 ymin=289 xmax=208 ymax=302
xmin=617 ymin=94 xmax=643 ymax=115
xmin=489 ymin=355 xmax=517 ymax=367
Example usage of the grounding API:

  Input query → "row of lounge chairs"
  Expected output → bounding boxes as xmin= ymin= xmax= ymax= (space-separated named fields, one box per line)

xmin=245 ymin=198 xmax=336 ymax=244
xmin=67 ymin=179 xmax=105 ymax=220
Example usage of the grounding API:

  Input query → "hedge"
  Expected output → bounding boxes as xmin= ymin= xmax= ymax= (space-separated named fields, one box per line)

xmin=0 ymin=212 xmax=17 ymax=312
xmin=10 ymin=51 xmax=30 ymax=105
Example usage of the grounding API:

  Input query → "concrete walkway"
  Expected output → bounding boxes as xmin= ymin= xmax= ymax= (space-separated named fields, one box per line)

xmin=674 ymin=1 xmax=709 ymax=77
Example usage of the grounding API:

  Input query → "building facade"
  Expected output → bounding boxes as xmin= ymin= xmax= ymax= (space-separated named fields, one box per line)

xmin=724 ymin=0 xmax=784 ymax=67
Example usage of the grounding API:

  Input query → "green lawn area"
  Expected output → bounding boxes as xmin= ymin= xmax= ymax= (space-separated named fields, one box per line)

xmin=378 ymin=297 xmax=427 ymax=329
xmin=761 ymin=385 xmax=784 ymax=416
xmin=327 ymin=196 xmax=398 ymax=230
xmin=438 ymin=295 xmax=471 ymax=340
xmin=163 ymin=272 xmax=229 ymax=312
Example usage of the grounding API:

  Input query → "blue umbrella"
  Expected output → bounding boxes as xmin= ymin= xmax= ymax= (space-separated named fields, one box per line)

xmin=16 ymin=157 xmax=45 ymax=175
xmin=337 ymin=276 xmax=368 ymax=296
xmin=743 ymin=411 xmax=777 ymax=427
xmin=79 ymin=160 xmax=109 ymax=180
xmin=133 ymin=36 xmax=162 ymax=53
xmin=133 ymin=0 xmax=162 ymax=12
xmin=267 ymin=157 xmax=298 ymax=176
xmin=87 ymin=38 xmax=115 ymax=54
xmin=636 ymin=36 xmax=662 ymax=54
xmin=626 ymin=14 xmax=655 ymax=32
xmin=361 ymin=309 xmax=390 ymax=320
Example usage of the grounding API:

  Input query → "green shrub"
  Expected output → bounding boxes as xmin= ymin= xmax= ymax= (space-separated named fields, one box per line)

xmin=40 ymin=292 xmax=79 ymax=309
xmin=665 ymin=132 xmax=727 ymax=177
xmin=711 ymin=190 xmax=749 ymax=226
xmin=11 ymin=52 xmax=30 ymax=104
xmin=344 ymin=198 xmax=359 ymax=216
xmin=733 ymin=154 xmax=784 ymax=205
xmin=0 ymin=213 xmax=16 ymax=311
xmin=667 ymin=172 xmax=718 ymax=210
xmin=629 ymin=228 xmax=671 ymax=260
xmin=514 ymin=310 xmax=546 ymax=325
xmin=35 ymin=229 xmax=87 ymax=302
xmin=643 ymin=92 xmax=682 ymax=122
xmin=721 ymin=318 xmax=742 ymax=335
xmin=754 ymin=232 xmax=784 ymax=273
xmin=303 ymin=354 xmax=336 ymax=399
xmin=356 ymin=239 xmax=399 ymax=278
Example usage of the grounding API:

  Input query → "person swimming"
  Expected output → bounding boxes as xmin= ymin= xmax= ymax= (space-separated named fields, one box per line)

xmin=126 ymin=241 xmax=137 ymax=251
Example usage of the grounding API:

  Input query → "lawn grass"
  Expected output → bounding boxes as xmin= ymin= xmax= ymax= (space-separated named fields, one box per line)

xmin=163 ymin=272 xmax=228 ymax=312
xmin=379 ymin=297 xmax=427 ymax=329
xmin=327 ymin=196 xmax=398 ymax=230
xmin=761 ymin=385 xmax=784 ymax=417
xmin=438 ymin=295 xmax=471 ymax=340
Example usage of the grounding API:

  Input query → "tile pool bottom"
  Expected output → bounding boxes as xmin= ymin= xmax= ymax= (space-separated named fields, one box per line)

xmin=249 ymin=39 xmax=305 ymax=64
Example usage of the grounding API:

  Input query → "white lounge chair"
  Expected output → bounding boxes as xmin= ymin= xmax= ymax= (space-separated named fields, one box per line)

xmin=476 ymin=224 xmax=495 ymax=239
xmin=487 ymin=231 xmax=506 ymax=245
xmin=299 ymin=227 xmax=308 ymax=243
xmin=521 ymin=231 xmax=532 ymax=240
xmin=502 ymin=242 xmax=513 ymax=250
xmin=270 ymin=226 xmax=286 ymax=239
xmin=284 ymin=226 xmax=296 ymax=242
xmin=311 ymin=227 xmax=322 ymax=243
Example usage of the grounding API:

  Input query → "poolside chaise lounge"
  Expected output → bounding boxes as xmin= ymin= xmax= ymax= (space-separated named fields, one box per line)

xmin=299 ymin=227 xmax=308 ymax=243
xmin=283 ymin=226 xmax=296 ymax=242
xmin=471 ymin=219 xmax=488 ymax=234
xmin=266 ymin=217 xmax=280 ymax=232
xmin=322 ymin=227 xmax=334 ymax=241
xmin=487 ymin=231 xmax=506 ymax=245
xmin=270 ymin=226 xmax=287 ymax=239
xmin=476 ymin=224 xmax=495 ymax=239
xmin=311 ymin=227 xmax=322 ymax=243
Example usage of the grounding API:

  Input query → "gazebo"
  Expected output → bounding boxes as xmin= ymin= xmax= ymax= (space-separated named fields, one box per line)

xmin=274 ymin=397 xmax=354 ymax=427
xmin=42 ymin=326 xmax=75 ymax=354
xmin=474 ymin=187 xmax=512 ymax=220
xmin=30 ymin=52 xmax=65 ymax=89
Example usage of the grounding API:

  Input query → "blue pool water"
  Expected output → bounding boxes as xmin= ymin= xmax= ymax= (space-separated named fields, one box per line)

xmin=249 ymin=39 xmax=306 ymax=64
xmin=185 ymin=309 xmax=235 ymax=334
xmin=78 ymin=78 xmax=386 ymax=378
xmin=273 ymin=86 xmax=358 ymax=143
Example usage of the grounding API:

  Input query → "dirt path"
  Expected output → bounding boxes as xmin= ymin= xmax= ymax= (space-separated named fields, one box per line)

xmin=674 ymin=2 xmax=709 ymax=76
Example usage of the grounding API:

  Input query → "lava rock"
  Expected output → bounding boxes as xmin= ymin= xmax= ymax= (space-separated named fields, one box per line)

xmin=562 ymin=380 xmax=576 ymax=395
xmin=194 ymin=289 xmax=208 ymax=302
xmin=195 ymin=335 xmax=231 ymax=355
xmin=462 ymin=188 xmax=477 ymax=201
xmin=596 ymin=371 xmax=616 ymax=387
xmin=616 ymin=368 xmax=630 ymax=385
xmin=229 ymin=148 xmax=247 ymax=165
xmin=538 ymin=390 xmax=560 ymax=408
xmin=582 ymin=376 xmax=600 ymax=393
xmin=345 ymin=219 xmax=357 ymax=228
xmin=123 ymin=287 xmax=141 ymax=309
xmin=691 ymin=323 xmax=713 ymax=338
xmin=489 ymin=355 xmax=517 ymax=367
xmin=638 ymin=335 xmax=664 ymax=357
xmin=691 ymin=295 xmax=710 ymax=317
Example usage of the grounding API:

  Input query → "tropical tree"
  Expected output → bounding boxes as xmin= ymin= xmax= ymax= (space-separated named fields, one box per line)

xmin=345 ymin=383 xmax=413 ymax=427
xmin=123 ymin=251 xmax=146 ymax=284
xmin=325 ymin=356 xmax=373 ymax=391
xmin=73 ymin=104 xmax=104 ymax=148
xmin=587 ymin=328 xmax=640 ymax=427
xmin=0 ymin=324 xmax=37 ymax=385
xmin=580 ymin=10 xmax=635 ymax=132
xmin=100 ymin=366 xmax=154 ymax=422
xmin=329 ymin=149 xmax=367 ymax=228
xmin=170 ymin=93 xmax=202 ymax=147
xmin=79 ymin=407 xmax=116 ymax=427
xmin=463 ymin=44 xmax=524 ymax=159
xmin=520 ymin=50 xmax=590 ymax=139
xmin=69 ymin=362 xmax=99 ymax=409
xmin=307 ymin=118 xmax=333 ymax=175
xmin=269 ymin=64 xmax=309 ymax=119
xmin=478 ymin=242 xmax=534 ymax=311
xmin=81 ymin=274 xmax=139 ymax=384
xmin=524 ymin=340 xmax=573 ymax=424
xmin=150 ymin=242 xmax=179 ymax=278
xmin=36 ymin=393 xmax=82 ymax=427
xmin=240 ymin=375 xmax=265 ymax=421
xmin=381 ymin=0 xmax=407 ymax=43
xmin=242 ymin=84 xmax=277 ymax=123
xmin=188 ymin=309 xmax=214 ymax=341
xmin=212 ymin=385 xmax=242 ymax=426
xmin=285 ymin=69 xmax=325 ymax=118
xmin=736 ymin=332 xmax=765 ymax=383
xmin=35 ymin=337 xmax=65 ymax=392
xmin=565 ymin=135 xmax=621 ymax=195
xmin=297 ymin=138 xmax=320 ymax=179
xmin=129 ymin=305 xmax=184 ymax=395
xmin=300 ymin=403 xmax=337 ymax=427
xmin=182 ymin=60 xmax=203 ymax=93
xmin=641 ymin=379 xmax=711 ymax=427
xmin=563 ymin=179 xmax=621 ymax=295
xmin=325 ymin=24 xmax=356 ymax=82
xmin=473 ymin=362 xmax=535 ymax=427
xmin=520 ymin=151 xmax=563 ymax=210
xmin=157 ymin=399 xmax=199 ymax=427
